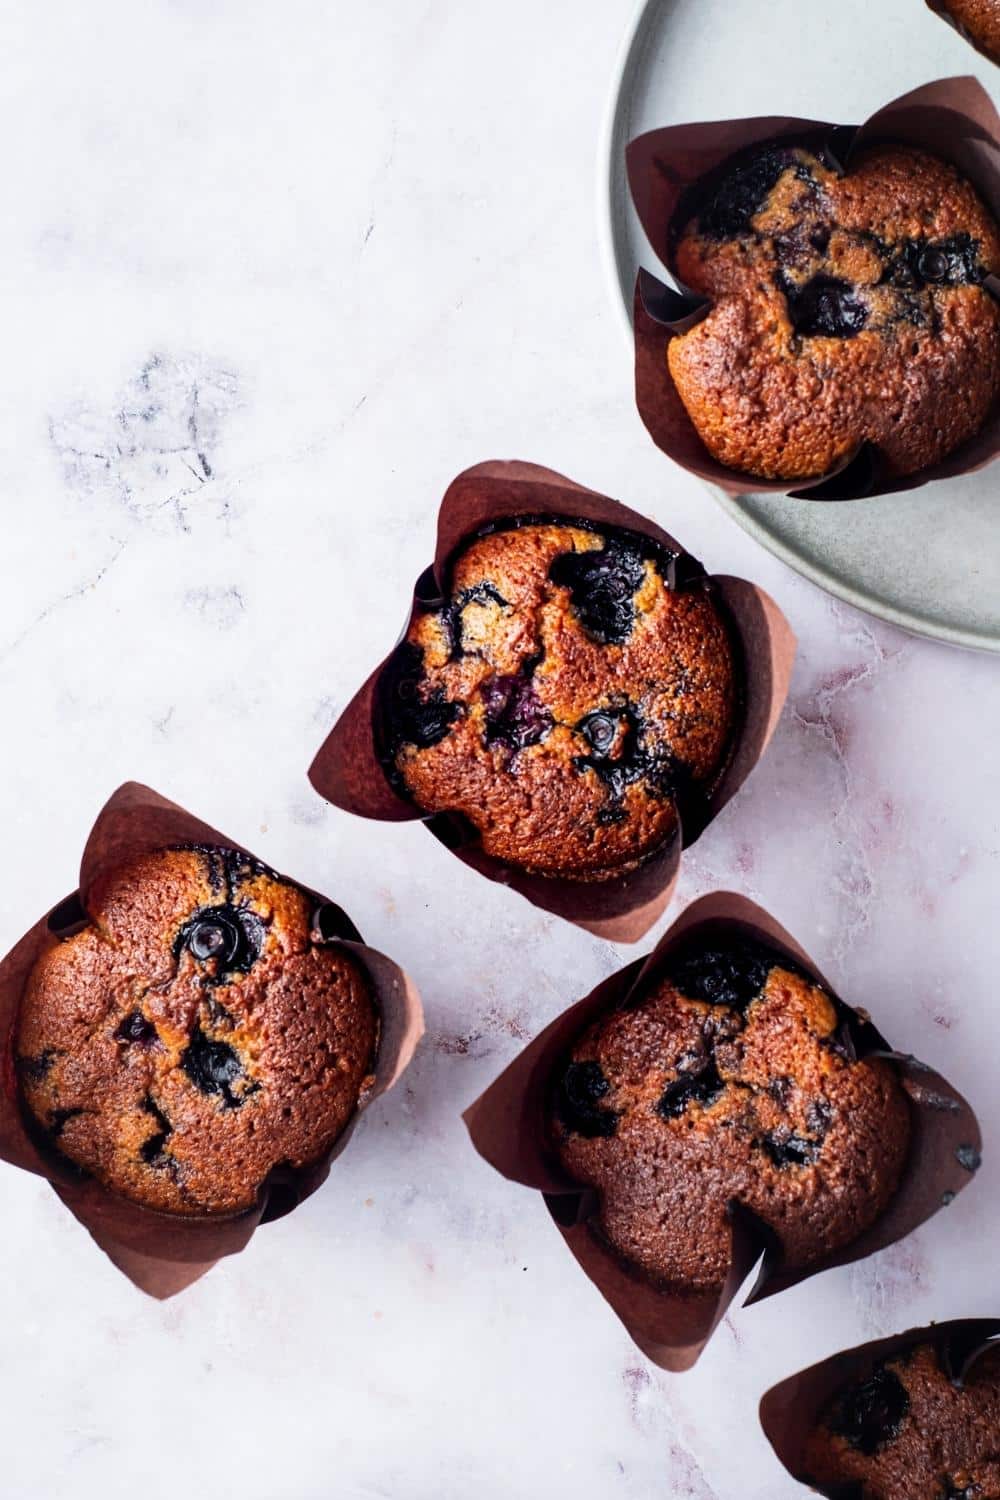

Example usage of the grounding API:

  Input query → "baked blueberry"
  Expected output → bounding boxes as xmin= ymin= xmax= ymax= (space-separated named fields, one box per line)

xmin=15 ymin=846 xmax=378 ymax=1215
xmin=385 ymin=520 xmax=736 ymax=879
xmin=669 ymin=142 xmax=1000 ymax=481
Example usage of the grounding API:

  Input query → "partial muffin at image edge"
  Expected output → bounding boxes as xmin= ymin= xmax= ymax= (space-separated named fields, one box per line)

xmin=463 ymin=893 xmax=982 ymax=1371
xmin=547 ymin=935 xmax=910 ymax=1297
xmin=377 ymin=516 xmax=739 ymax=882
xmin=929 ymin=0 xmax=1000 ymax=63
xmin=15 ymin=844 xmax=379 ymax=1216
xmin=761 ymin=1320 xmax=1000 ymax=1500
xmin=308 ymin=461 xmax=797 ymax=942
xmin=628 ymin=77 xmax=1000 ymax=500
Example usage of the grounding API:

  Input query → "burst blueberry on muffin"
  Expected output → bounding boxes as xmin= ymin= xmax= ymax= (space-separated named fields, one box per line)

xmin=936 ymin=0 xmax=1000 ymax=62
xmin=15 ymin=846 xmax=378 ymax=1215
xmin=667 ymin=141 xmax=1000 ymax=482
xmin=548 ymin=939 xmax=911 ymax=1293
xmin=804 ymin=1340 xmax=1000 ymax=1498
xmin=380 ymin=520 xmax=737 ymax=880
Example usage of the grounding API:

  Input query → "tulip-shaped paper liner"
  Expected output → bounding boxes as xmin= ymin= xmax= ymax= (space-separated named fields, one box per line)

xmin=628 ymin=77 xmax=1000 ymax=500
xmin=0 ymin=782 xmax=424 ymax=1298
xmin=760 ymin=1318 xmax=1000 ymax=1496
xmin=309 ymin=461 xmax=795 ymax=942
xmin=926 ymin=2 xmax=1000 ymax=65
xmin=463 ymin=893 xmax=982 ymax=1371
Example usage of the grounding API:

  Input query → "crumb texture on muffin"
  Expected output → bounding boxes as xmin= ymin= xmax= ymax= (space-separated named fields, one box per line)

xmin=383 ymin=520 xmax=736 ymax=880
xmin=805 ymin=1341 xmax=1000 ymax=1498
xmin=940 ymin=0 xmax=1000 ymax=61
xmin=15 ymin=847 xmax=378 ymax=1215
xmin=668 ymin=143 xmax=1000 ymax=481
xmin=548 ymin=941 xmax=911 ymax=1293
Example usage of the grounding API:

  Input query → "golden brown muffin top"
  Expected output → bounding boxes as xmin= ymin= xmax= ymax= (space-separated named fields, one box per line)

xmin=16 ymin=846 xmax=378 ymax=1216
xmin=805 ymin=1340 xmax=1000 ymax=1498
xmin=382 ymin=520 xmax=737 ymax=880
xmin=549 ymin=941 xmax=911 ymax=1293
xmin=668 ymin=143 xmax=1000 ymax=481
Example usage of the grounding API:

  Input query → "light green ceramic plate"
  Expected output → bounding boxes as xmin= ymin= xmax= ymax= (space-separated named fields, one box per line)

xmin=600 ymin=0 xmax=1000 ymax=651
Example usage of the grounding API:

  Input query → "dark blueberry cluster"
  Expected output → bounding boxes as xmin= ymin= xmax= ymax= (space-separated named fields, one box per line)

xmin=481 ymin=669 xmax=552 ymax=751
xmin=16 ymin=1048 xmax=55 ymax=1084
xmin=174 ymin=903 xmax=264 ymax=983
xmin=656 ymin=1056 xmax=724 ymax=1119
xmin=573 ymin=705 xmax=681 ymax=804
xmin=445 ymin=582 xmax=508 ymax=656
xmin=760 ymin=1129 xmax=822 ymax=1168
xmin=882 ymin=233 xmax=983 ymax=290
xmin=139 ymin=1095 xmax=173 ymax=1166
xmin=695 ymin=145 xmax=814 ymax=240
xmin=48 ymin=1107 xmax=83 ymax=1139
xmin=667 ymin=939 xmax=776 ymax=1013
xmin=554 ymin=1061 xmax=619 ymax=1139
xmin=383 ymin=642 xmax=461 ymax=751
xmin=828 ymin=1364 xmax=911 ymax=1455
xmin=549 ymin=538 xmax=648 ymax=645
xmin=780 ymin=273 xmax=870 ymax=339
xmin=114 ymin=1009 xmax=158 ymax=1046
xmin=181 ymin=1026 xmax=250 ymax=1110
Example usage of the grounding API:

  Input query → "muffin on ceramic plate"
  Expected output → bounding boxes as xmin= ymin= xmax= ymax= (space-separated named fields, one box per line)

xmin=16 ymin=844 xmax=379 ymax=1216
xmin=628 ymin=79 xmax=1000 ymax=500
xmin=380 ymin=518 xmax=738 ymax=881
xmin=548 ymin=935 xmax=911 ymax=1295
xmin=668 ymin=140 xmax=1000 ymax=483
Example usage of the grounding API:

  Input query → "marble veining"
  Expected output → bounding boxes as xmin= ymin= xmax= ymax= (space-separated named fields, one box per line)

xmin=1 ymin=2 xmax=998 ymax=1497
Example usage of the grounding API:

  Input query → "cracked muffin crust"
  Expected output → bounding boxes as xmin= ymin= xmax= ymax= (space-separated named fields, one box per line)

xmin=805 ymin=1341 xmax=1000 ymax=1498
xmin=548 ymin=941 xmax=911 ymax=1294
xmin=15 ymin=846 xmax=378 ymax=1215
xmin=938 ymin=0 xmax=1000 ymax=61
xmin=381 ymin=519 xmax=737 ymax=880
xmin=668 ymin=142 xmax=1000 ymax=482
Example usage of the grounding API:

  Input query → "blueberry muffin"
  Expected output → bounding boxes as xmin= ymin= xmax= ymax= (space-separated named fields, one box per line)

xmin=548 ymin=940 xmax=911 ymax=1293
xmin=381 ymin=520 xmax=737 ymax=880
xmin=804 ymin=1341 xmax=1000 ymax=1497
xmin=937 ymin=0 xmax=1000 ymax=62
xmin=668 ymin=142 xmax=1000 ymax=482
xmin=15 ymin=846 xmax=378 ymax=1215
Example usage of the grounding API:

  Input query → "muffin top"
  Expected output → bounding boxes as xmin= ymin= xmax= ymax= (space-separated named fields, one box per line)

xmin=382 ymin=519 xmax=737 ymax=880
xmin=668 ymin=142 xmax=1000 ymax=481
xmin=548 ymin=941 xmax=911 ymax=1293
xmin=15 ymin=846 xmax=378 ymax=1216
xmin=805 ymin=1340 xmax=1000 ymax=1498
xmin=939 ymin=0 xmax=1000 ymax=61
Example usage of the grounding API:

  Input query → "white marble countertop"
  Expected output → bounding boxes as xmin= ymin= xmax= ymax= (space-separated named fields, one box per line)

xmin=1 ymin=2 xmax=998 ymax=1496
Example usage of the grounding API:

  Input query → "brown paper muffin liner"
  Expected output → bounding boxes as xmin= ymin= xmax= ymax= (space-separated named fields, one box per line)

xmin=628 ymin=76 xmax=1000 ymax=501
xmin=308 ymin=461 xmax=795 ymax=942
xmin=0 ymin=782 xmax=424 ymax=1298
xmin=463 ymin=893 xmax=982 ymax=1371
xmin=760 ymin=1318 xmax=1000 ymax=1495
xmin=926 ymin=1 xmax=1000 ymax=65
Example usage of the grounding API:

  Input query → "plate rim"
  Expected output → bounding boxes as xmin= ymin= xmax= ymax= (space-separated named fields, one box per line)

xmin=597 ymin=0 xmax=1000 ymax=655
